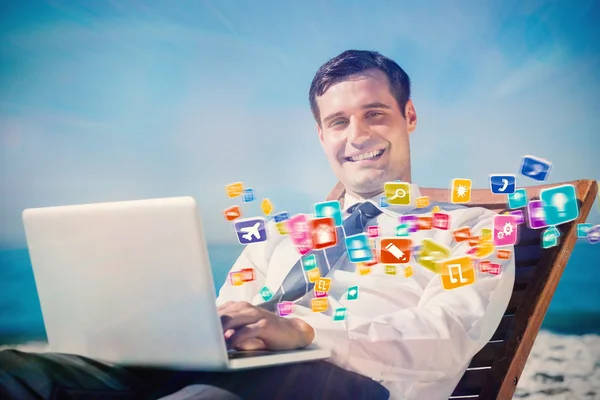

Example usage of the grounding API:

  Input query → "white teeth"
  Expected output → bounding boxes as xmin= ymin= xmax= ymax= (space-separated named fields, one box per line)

xmin=349 ymin=149 xmax=383 ymax=162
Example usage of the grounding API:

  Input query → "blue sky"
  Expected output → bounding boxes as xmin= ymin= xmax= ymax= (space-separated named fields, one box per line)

xmin=1 ymin=0 xmax=599 ymax=247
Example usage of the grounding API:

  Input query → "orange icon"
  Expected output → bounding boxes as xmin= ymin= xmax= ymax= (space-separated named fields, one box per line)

xmin=467 ymin=236 xmax=480 ymax=247
xmin=310 ymin=217 xmax=338 ymax=250
xmin=417 ymin=216 xmax=433 ymax=230
xmin=416 ymin=196 xmax=429 ymax=208
xmin=476 ymin=241 xmax=494 ymax=258
xmin=226 ymin=182 xmax=244 ymax=198
xmin=379 ymin=238 xmax=412 ymax=264
xmin=497 ymin=249 xmax=511 ymax=260
xmin=223 ymin=206 xmax=241 ymax=221
xmin=307 ymin=267 xmax=320 ymax=283
xmin=440 ymin=257 xmax=476 ymax=290
xmin=453 ymin=227 xmax=472 ymax=242
xmin=315 ymin=278 xmax=332 ymax=292
xmin=405 ymin=265 xmax=413 ymax=278
xmin=261 ymin=199 xmax=273 ymax=216
xmin=229 ymin=271 xmax=243 ymax=286
xmin=311 ymin=297 xmax=328 ymax=313
xmin=239 ymin=268 xmax=255 ymax=282
xmin=451 ymin=178 xmax=472 ymax=204
xmin=478 ymin=260 xmax=490 ymax=272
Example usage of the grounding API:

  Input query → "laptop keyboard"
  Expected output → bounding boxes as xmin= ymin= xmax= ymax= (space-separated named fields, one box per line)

xmin=227 ymin=350 xmax=274 ymax=359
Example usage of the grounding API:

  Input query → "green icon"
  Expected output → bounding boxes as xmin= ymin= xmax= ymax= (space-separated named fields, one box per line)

xmin=347 ymin=285 xmax=359 ymax=300
xmin=508 ymin=188 xmax=528 ymax=209
xmin=577 ymin=223 xmax=592 ymax=238
xmin=542 ymin=227 xmax=559 ymax=249
xmin=396 ymin=223 xmax=410 ymax=237
xmin=260 ymin=287 xmax=273 ymax=301
xmin=302 ymin=254 xmax=317 ymax=271
xmin=333 ymin=307 xmax=347 ymax=321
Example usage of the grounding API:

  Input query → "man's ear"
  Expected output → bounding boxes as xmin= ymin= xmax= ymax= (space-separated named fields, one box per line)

xmin=405 ymin=100 xmax=417 ymax=134
xmin=317 ymin=123 xmax=325 ymax=146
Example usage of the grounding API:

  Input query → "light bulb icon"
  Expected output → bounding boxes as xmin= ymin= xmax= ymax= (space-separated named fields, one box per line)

xmin=552 ymin=193 xmax=568 ymax=216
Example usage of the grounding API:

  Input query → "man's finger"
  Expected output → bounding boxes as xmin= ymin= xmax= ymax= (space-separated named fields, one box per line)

xmin=217 ymin=301 xmax=235 ymax=313
xmin=235 ymin=338 xmax=267 ymax=351
xmin=228 ymin=320 xmax=267 ymax=350
xmin=221 ymin=308 xmax=263 ymax=331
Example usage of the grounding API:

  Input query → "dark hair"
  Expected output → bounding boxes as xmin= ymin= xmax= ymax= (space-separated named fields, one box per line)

xmin=309 ymin=50 xmax=411 ymax=124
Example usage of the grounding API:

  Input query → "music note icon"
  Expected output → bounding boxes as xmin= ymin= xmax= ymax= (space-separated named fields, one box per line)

xmin=440 ymin=257 xmax=476 ymax=290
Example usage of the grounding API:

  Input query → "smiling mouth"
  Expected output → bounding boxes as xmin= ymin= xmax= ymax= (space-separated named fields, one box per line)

xmin=344 ymin=149 xmax=385 ymax=162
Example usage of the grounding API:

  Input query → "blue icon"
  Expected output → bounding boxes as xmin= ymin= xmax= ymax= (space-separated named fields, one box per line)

xmin=577 ymin=223 xmax=592 ymax=238
xmin=542 ymin=228 xmax=559 ymax=249
xmin=234 ymin=217 xmax=267 ymax=244
xmin=540 ymin=184 xmax=579 ymax=226
xmin=315 ymin=201 xmax=343 ymax=226
xmin=507 ymin=188 xmax=528 ymax=209
xmin=379 ymin=196 xmax=389 ymax=208
xmin=242 ymin=188 xmax=255 ymax=202
xmin=344 ymin=233 xmax=373 ymax=263
xmin=273 ymin=211 xmax=289 ymax=223
xmin=520 ymin=155 xmax=551 ymax=181
xmin=490 ymin=175 xmax=516 ymax=194
xmin=587 ymin=225 xmax=600 ymax=244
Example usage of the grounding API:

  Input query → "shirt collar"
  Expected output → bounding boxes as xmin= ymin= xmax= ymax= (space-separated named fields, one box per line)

xmin=343 ymin=183 xmax=422 ymax=217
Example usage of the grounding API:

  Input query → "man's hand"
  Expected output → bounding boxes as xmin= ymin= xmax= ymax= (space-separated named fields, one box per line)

xmin=218 ymin=301 xmax=315 ymax=351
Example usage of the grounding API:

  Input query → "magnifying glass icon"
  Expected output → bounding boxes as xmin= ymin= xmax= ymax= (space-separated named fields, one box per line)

xmin=390 ymin=188 xmax=407 ymax=200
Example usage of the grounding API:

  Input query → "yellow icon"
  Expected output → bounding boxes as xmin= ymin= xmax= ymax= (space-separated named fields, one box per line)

xmin=357 ymin=264 xmax=371 ymax=275
xmin=311 ymin=297 xmax=328 ymax=313
xmin=432 ymin=205 xmax=441 ymax=213
xmin=385 ymin=265 xmax=397 ymax=275
xmin=384 ymin=182 xmax=411 ymax=205
xmin=476 ymin=241 xmax=495 ymax=258
xmin=451 ymin=179 xmax=472 ymax=204
xmin=416 ymin=196 xmax=429 ymax=208
xmin=226 ymin=182 xmax=244 ymax=198
xmin=230 ymin=272 xmax=243 ymax=286
xmin=276 ymin=221 xmax=288 ymax=235
xmin=307 ymin=268 xmax=321 ymax=283
xmin=418 ymin=239 xmax=451 ymax=274
xmin=315 ymin=278 xmax=332 ymax=292
xmin=261 ymin=199 xmax=273 ymax=216
xmin=481 ymin=228 xmax=492 ymax=242
xmin=439 ymin=257 xmax=476 ymax=290
xmin=405 ymin=266 xmax=413 ymax=278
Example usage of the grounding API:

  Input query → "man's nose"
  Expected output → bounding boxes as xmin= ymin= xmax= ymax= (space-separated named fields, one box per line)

xmin=347 ymin=120 xmax=371 ymax=145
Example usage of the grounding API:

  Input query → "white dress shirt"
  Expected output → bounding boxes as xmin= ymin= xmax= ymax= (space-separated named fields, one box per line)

xmin=216 ymin=184 xmax=515 ymax=400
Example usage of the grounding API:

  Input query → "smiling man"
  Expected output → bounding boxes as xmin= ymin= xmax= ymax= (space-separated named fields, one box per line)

xmin=0 ymin=50 xmax=515 ymax=400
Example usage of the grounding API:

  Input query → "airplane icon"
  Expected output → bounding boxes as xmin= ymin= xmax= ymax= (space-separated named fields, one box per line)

xmin=234 ymin=218 xmax=267 ymax=245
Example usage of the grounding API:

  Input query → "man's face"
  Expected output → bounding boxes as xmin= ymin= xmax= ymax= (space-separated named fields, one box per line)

xmin=316 ymin=69 xmax=417 ymax=198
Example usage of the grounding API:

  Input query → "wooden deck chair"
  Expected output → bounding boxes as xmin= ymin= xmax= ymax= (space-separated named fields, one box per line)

xmin=326 ymin=179 xmax=598 ymax=400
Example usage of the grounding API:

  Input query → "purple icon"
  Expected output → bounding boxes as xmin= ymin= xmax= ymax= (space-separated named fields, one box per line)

xmin=509 ymin=210 xmax=525 ymax=225
xmin=527 ymin=200 xmax=548 ymax=230
xmin=234 ymin=217 xmax=267 ymax=245
xmin=399 ymin=215 xmax=419 ymax=233
xmin=587 ymin=225 xmax=600 ymax=244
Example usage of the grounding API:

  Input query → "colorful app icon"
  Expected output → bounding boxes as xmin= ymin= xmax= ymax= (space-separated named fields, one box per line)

xmin=314 ymin=290 xmax=327 ymax=298
xmin=540 ymin=184 xmax=579 ymax=226
xmin=493 ymin=215 xmax=518 ymax=247
xmin=476 ymin=241 xmax=495 ymax=258
xmin=395 ymin=223 xmax=410 ymax=237
xmin=508 ymin=188 xmax=528 ymax=209
xmin=333 ymin=307 xmax=347 ymax=321
xmin=418 ymin=239 xmax=451 ymax=274
xmin=577 ymin=223 xmax=592 ymax=238
xmin=490 ymin=174 xmax=516 ymax=194
xmin=229 ymin=271 xmax=243 ymax=286
xmin=287 ymin=214 xmax=313 ymax=255
xmin=542 ymin=227 xmax=559 ymax=249
xmin=497 ymin=249 xmax=511 ymax=260
xmin=433 ymin=212 xmax=450 ymax=230
xmin=479 ymin=260 xmax=490 ymax=272
xmin=345 ymin=234 xmax=373 ymax=263
xmin=260 ymin=287 xmax=273 ymax=301
xmin=261 ymin=199 xmax=273 ymax=216
xmin=310 ymin=217 xmax=337 ymax=250
xmin=488 ymin=263 xmax=501 ymax=275
xmin=586 ymin=225 xmax=600 ymax=244
xmin=385 ymin=265 xmax=397 ymax=275
xmin=440 ymin=256 xmax=476 ymax=290
xmin=367 ymin=226 xmax=379 ymax=237
xmin=379 ymin=238 xmax=412 ymax=264
xmin=274 ymin=211 xmax=290 ymax=223
xmin=276 ymin=221 xmax=288 ymax=235
xmin=277 ymin=301 xmax=293 ymax=317
xmin=432 ymin=205 xmax=441 ymax=213
xmin=347 ymin=285 xmax=359 ymax=300
xmin=527 ymin=200 xmax=548 ymax=229
xmin=520 ymin=155 xmax=551 ymax=181
xmin=453 ymin=227 xmax=472 ymax=242
xmin=467 ymin=236 xmax=480 ymax=247
xmin=315 ymin=201 xmax=343 ymax=226
xmin=508 ymin=210 xmax=525 ymax=224
xmin=404 ymin=266 xmax=413 ymax=278
xmin=416 ymin=196 xmax=429 ymax=208
xmin=451 ymin=178 xmax=472 ymax=204
xmin=417 ymin=216 xmax=433 ymax=230
xmin=379 ymin=196 xmax=389 ymax=208
xmin=311 ymin=298 xmax=328 ymax=313
xmin=223 ymin=206 xmax=241 ymax=221
xmin=307 ymin=267 xmax=321 ymax=282
xmin=302 ymin=254 xmax=317 ymax=271
xmin=384 ymin=182 xmax=411 ymax=205
xmin=362 ymin=248 xmax=379 ymax=267
xmin=357 ymin=264 xmax=372 ymax=275
xmin=234 ymin=217 xmax=267 ymax=245
xmin=242 ymin=188 xmax=255 ymax=202
xmin=226 ymin=182 xmax=244 ymax=198
xmin=239 ymin=268 xmax=255 ymax=282
xmin=481 ymin=228 xmax=492 ymax=242
xmin=399 ymin=215 xmax=419 ymax=233
xmin=315 ymin=278 xmax=332 ymax=293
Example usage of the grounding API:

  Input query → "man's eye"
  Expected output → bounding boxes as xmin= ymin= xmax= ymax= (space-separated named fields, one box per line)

xmin=366 ymin=112 xmax=383 ymax=118
xmin=331 ymin=120 xmax=347 ymax=127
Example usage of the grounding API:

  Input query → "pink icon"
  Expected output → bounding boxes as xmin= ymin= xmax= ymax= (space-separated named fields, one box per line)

xmin=433 ymin=212 xmax=450 ymax=230
xmin=367 ymin=226 xmax=379 ymax=237
xmin=286 ymin=214 xmax=313 ymax=255
xmin=277 ymin=301 xmax=293 ymax=317
xmin=488 ymin=263 xmax=501 ymax=275
xmin=314 ymin=290 xmax=328 ymax=298
xmin=493 ymin=215 xmax=518 ymax=247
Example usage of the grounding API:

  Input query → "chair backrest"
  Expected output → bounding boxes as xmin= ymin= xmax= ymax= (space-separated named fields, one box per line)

xmin=326 ymin=179 xmax=598 ymax=400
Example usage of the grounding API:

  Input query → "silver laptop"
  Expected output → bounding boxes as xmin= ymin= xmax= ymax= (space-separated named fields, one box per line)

xmin=22 ymin=196 xmax=330 ymax=370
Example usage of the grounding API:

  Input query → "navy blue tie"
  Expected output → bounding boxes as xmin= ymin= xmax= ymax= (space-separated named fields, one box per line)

xmin=259 ymin=201 xmax=383 ymax=312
